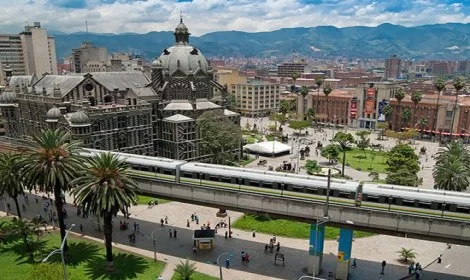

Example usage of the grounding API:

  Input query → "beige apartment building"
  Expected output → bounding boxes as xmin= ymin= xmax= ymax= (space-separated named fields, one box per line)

xmin=0 ymin=22 xmax=57 ymax=85
xmin=231 ymin=79 xmax=280 ymax=117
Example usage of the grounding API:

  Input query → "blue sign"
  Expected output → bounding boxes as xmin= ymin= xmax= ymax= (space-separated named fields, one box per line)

xmin=378 ymin=100 xmax=388 ymax=116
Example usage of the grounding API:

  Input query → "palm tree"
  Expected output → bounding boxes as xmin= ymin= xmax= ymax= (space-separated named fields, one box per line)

xmin=433 ymin=141 xmax=470 ymax=191
xmin=323 ymin=86 xmax=332 ymax=120
xmin=299 ymin=86 xmax=309 ymax=119
xmin=418 ymin=118 xmax=428 ymax=139
xmin=306 ymin=108 xmax=316 ymax=121
xmin=397 ymin=247 xmax=417 ymax=263
xmin=432 ymin=77 xmax=446 ymax=139
xmin=401 ymin=108 xmax=411 ymax=128
xmin=21 ymin=128 xmax=84 ymax=253
xmin=72 ymin=153 xmax=138 ymax=269
xmin=291 ymin=72 xmax=300 ymax=92
xmin=174 ymin=259 xmax=197 ymax=280
xmin=450 ymin=77 xmax=466 ymax=138
xmin=0 ymin=153 xmax=24 ymax=218
xmin=394 ymin=88 xmax=405 ymax=131
xmin=333 ymin=132 xmax=355 ymax=176
xmin=411 ymin=91 xmax=423 ymax=127
xmin=315 ymin=78 xmax=324 ymax=113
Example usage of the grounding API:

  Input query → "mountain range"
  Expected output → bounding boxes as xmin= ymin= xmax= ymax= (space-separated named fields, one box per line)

xmin=52 ymin=23 xmax=470 ymax=60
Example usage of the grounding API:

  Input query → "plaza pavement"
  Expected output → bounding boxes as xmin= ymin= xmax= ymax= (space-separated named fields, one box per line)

xmin=2 ymin=191 xmax=469 ymax=280
xmin=241 ymin=117 xmax=440 ymax=189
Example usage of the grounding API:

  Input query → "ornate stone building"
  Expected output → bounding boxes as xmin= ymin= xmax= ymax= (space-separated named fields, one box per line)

xmin=0 ymin=19 xmax=239 ymax=161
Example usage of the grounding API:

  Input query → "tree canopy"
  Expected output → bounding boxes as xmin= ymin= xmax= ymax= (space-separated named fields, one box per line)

xmin=288 ymin=120 xmax=311 ymax=132
xmin=386 ymin=143 xmax=420 ymax=186
xmin=433 ymin=141 xmax=470 ymax=191
xmin=198 ymin=111 xmax=241 ymax=165
xmin=321 ymin=144 xmax=341 ymax=164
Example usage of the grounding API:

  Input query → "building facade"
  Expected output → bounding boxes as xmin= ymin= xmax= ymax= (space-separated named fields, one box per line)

xmin=71 ymin=42 xmax=108 ymax=73
xmin=0 ymin=22 xmax=57 ymax=85
xmin=277 ymin=62 xmax=308 ymax=77
xmin=231 ymin=79 xmax=280 ymax=117
xmin=384 ymin=55 xmax=402 ymax=80
xmin=305 ymin=89 xmax=353 ymax=125
xmin=0 ymin=19 xmax=239 ymax=161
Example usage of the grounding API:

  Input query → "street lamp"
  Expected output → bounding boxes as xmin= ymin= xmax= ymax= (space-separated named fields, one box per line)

xmin=216 ymin=252 xmax=233 ymax=280
xmin=42 ymin=224 xmax=75 ymax=280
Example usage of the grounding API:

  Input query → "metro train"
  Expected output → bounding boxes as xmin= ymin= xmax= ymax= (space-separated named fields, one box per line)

xmin=80 ymin=148 xmax=470 ymax=216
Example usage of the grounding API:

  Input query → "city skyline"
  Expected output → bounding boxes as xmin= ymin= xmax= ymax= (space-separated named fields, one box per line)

xmin=0 ymin=0 xmax=468 ymax=35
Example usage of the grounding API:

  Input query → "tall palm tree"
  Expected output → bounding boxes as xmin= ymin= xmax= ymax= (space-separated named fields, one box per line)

xmin=315 ymin=78 xmax=324 ymax=113
xmin=411 ymin=91 xmax=423 ymax=128
xmin=394 ymin=88 xmax=405 ymax=131
xmin=433 ymin=141 xmax=470 ymax=191
xmin=21 ymin=128 xmax=83 ymax=253
xmin=323 ymin=86 xmax=332 ymax=121
xmin=0 ymin=153 xmax=24 ymax=218
xmin=299 ymin=86 xmax=309 ymax=119
xmin=450 ymin=77 xmax=466 ymax=138
xmin=174 ymin=259 xmax=197 ymax=280
xmin=432 ymin=77 xmax=446 ymax=138
xmin=72 ymin=153 xmax=138 ymax=269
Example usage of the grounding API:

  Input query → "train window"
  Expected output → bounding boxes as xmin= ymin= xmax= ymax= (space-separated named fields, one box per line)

xmin=292 ymin=186 xmax=304 ymax=193
xmin=456 ymin=206 xmax=470 ymax=214
xmin=418 ymin=201 xmax=431 ymax=209
xmin=181 ymin=172 xmax=193 ymax=178
xmin=338 ymin=191 xmax=351 ymax=198
xmin=162 ymin=169 xmax=172 ymax=175
xmin=209 ymin=175 xmax=219 ymax=181
xmin=262 ymin=183 xmax=273 ymax=189
xmin=402 ymin=199 xmax=415 ymax=207
xmin=220 ymin=177 xmax=231 ymax=183
xmin=249 ymin=181 xmax=259 ymax=187
xmin=366 ymin=195 xmax=379 ymax=202
xmin=306 ymin=188 xmax=316 ymax=194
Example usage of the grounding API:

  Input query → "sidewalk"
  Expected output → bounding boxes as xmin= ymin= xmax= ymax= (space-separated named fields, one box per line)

xmin=1 ymin=190 xmax=456 ymax=280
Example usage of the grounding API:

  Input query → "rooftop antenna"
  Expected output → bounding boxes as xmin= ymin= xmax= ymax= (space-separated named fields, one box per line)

xmin=179 ymin=9 xmax=183 ymax=23
xmin=85 ymin=20 xmax=89 ymax=42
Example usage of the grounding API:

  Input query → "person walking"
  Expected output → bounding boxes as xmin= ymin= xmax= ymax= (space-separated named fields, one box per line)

xmin=352 ymin=258 xmax=357 ymax=268
xmin=225 ymin=231 xmax=228 ymax=239
xmin=276 ymin=242 xmax=281 ymax=252
xmin=79 ymin=223 xmax=83 ymax=233
xmin=174 ymin=229 xmax=177 ymax=239
xmin=225 ymin=258 xmax=230 ymax=268
xmin=165 ymin=216 xmax=168 ymax=224
xmin=380 ymin=260 xmax=386 ymax=275
xmin=169 ymin=229 xmax=173 ymax=238
xmin=160 ymin=218 xmax=164 ymax=227
xmin=252 ymin=230 xmax=256 ymax=238
xmin=408 ymin=263 xmax=414 ymax=274
xmin=187 ymin=219 xmax=190 ymax=227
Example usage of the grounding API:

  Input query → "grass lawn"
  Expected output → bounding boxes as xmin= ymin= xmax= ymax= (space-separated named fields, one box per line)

xmin=137 ymin=194 xmax=171 ymax=205
xmin=343 ymin=148 xmax=388 ymax=173
xmin=232 ymin=215 xmax=375 ymax=240
xmin=171 ymin=271 xmax=219 ymax=280
xmin=0 ymin=218 xmax=165 ymax=280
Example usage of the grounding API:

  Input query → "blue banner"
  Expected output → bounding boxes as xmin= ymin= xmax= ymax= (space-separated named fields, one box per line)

xmin=309 ymin=224 xmax=325 ymax=256
xmin=337 ymin=228 xmax=353 ymax=262
xmin=378 ymin=100 xmax=388 ymax=116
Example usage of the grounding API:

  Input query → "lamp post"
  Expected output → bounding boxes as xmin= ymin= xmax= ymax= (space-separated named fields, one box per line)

xmin=42 ymin=224 xmax=75 ymax=280
xmin=216 ymin=252 xmax=232 ymax=280
xmin=151 ymin=229 xmax=158 ymax=262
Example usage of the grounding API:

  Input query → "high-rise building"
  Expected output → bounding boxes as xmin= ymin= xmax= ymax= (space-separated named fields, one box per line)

xmin=384 ymin=55 xmax=402 ymax=79
xmin=277 ymin=62 xmax=308 ymax=77
xmin=71 ymin=42 xmax=108 ymax=73
xmin=231 ymin=79 xmax=280 ymax=117
xmin=0 ymin=22 xmax=57 ymax=85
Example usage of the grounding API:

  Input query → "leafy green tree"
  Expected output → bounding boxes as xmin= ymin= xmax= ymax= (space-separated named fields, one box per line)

xmin=226 ymin=94 xmax=237 ymax=110
xmin=386 ymin=144 xmax=420 ymax=186
xmin=411 ymin=91 xmax=422 ymax=126
xmin=304 ymin=160 xmax=321 ymax=174
xmin=333 ymin=132 xmax=355 ymax=176
xmin=450 ymin=77 xmax=466 ymax=137
xmin=323 ymin=86 xmax=333 ymax=119
xmin=401 ymin=108 xmax=411 ymax=127
xmin=3 ymin=217 xmax=42 ymax=260
xmin=198 ymin=111 xmax=242 ymax=165
xmin=321 ymin=144 xmax=341 ymax=164
xmin=306 ymin=108 xmax=316 ymax=121
xmin=291 ymin=72 xmax=300 ymax=90
xmin=21 ymin=128 xmax=84 ymax=253
xmin=394 ymin=88 xmax=406 ymax=131
xmin=288 ymin=120 xmax=311 ymax=134
xmin=315 ymin=78 xmax=324 ymax=112
xmin=356 ymin=131 xmax=370 ymax=157
xmin=433 ymin=141 xmax=470 ymax=191
xmin=418 ymin=118 xmax=428 ymax=139
xmin=72 ymin=153 xmax=138 ymax=269
xmin=174 ymin=259 xmax=197 ymax=280
xmin=432 ymin=77 xmax=446 ymax=136
xmin=382 ymin=104 xmax=393 ymax=122
xmin=0 ymin=153 xmax=24 ymax=218
xmin=397 ymin=248 xmax=417 ymax=263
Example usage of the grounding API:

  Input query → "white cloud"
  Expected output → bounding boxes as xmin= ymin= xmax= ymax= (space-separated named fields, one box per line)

xmin=0 ymin=0 xmax=468 ymax=35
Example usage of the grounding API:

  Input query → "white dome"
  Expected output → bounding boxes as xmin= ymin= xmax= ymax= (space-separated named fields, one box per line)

xmin=0 ymin=91 xmax=17 ymax=104
xmin=158 ymin=44 xmax=209 ymax=75
xmin=69 ymin=111 xmax=90 ymax=124
xmin=46 ymin=107 xmax=62 ymax=120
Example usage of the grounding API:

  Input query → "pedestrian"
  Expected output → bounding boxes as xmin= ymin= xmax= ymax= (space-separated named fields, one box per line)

xmin=225 ymin=258 xmax=230 ymax=268
xmin=273 ymin=235 xmax=276 ymax=243
xmin=80 ymin=223 xmax=83 ymax=233
xmin=165 ymin=216 xmax=168 ymax=224
xmin=408 ymin=263 xmax=414 ymax=274
xmin=187 ymin=219 xmax=190 ymax=227
xmin=380 ymin=260 xmax=386 ymax=275
xmin=169 ymin=228 xmax=173 ymax=238
xmin=415 ymin=262 xmax=420 ymax=272
xmin=7 ymin=203 xmax=11 ymax=212
xmin=191 ymin=213 xmax=194 ymax=221
xmin=22 ymin=204 xmax=26 ymax=211
xmin=134 ymin=222 xmax=137 ymax=231
xmin=157 ymin=276 xmax=163 ymax=280
xmin=24 ymin=195 xmax=29 ymax=205
xmin=252 ymin=230 xmax=256 ymax=238
xmin=225 ymin=231 xmax=228 ymax=239
xmin=352 ymin=258 xmax=357 ymax=268
xmin=276 ymin=242 xmax=280 ymax=252
xmin=174 ymin=229 xmax=177 ymax=239
xmin=264 ymin=244 xmax=269 ymax=253
xmin=192 ymin=246 xmax=197 ymax=254
xmin=160 ymin=218 xmax=164 ymax=227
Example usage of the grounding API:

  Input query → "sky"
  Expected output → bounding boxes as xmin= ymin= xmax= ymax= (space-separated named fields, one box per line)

xmin=0 ymin=0 xmax=469 ymax=35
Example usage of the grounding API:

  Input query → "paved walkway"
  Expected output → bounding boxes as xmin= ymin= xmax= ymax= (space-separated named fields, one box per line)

xmin=2 ymin=191 xmax=469 ymax=280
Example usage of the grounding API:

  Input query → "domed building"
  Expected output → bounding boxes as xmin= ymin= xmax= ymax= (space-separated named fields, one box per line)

xmin=0 ymin=18 xmax=238 ymax=161
xmin=149 ymin=17 xmax=239 ymax=161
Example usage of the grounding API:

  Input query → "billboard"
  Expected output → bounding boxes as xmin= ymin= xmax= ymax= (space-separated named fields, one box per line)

xmin=350 ymin=98 xmax=357 ymax=118
xmin=365 ymin=99 xmax=375 ymax=114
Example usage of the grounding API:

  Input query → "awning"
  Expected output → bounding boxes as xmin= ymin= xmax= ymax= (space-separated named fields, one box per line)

xmin=243 ymin=141 xmax=292 ymax=155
